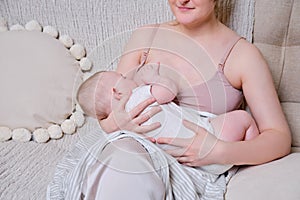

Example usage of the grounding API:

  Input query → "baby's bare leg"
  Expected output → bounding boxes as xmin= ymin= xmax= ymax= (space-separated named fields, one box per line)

xmin=209 ymin=110 xmax=259 ymax=142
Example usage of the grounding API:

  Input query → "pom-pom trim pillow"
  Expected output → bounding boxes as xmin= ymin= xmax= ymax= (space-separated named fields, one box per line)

xmin=0 ymin=20 xmax=92 ymax=143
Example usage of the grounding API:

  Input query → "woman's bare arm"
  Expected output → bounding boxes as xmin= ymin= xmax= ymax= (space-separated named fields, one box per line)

xmin=117 ymin=25 xmax=158 ymax=76
xmin=218 ymin=40 xmax=291 ymax=165
xmin=100 ymin=26 xmax=162 ymax=133
xmin=157 ymin=41 xmax=291 ymax=167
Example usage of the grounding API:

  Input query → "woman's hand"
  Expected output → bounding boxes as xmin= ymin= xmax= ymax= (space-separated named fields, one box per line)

xmin=100 ymin=91 xmax=162 ymax=133
xmin=156 ymin=120 xmax=223 ymax=167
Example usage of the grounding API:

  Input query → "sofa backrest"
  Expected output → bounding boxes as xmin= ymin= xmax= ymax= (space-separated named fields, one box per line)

xmin=253 ymin=0 xmax=300 ymax=151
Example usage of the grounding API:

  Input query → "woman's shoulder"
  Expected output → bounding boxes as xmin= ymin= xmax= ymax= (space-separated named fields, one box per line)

xmin=227 ymin=36 xmax=269 ymax=86
xmin=220 ymin=22 xmax=264 ymax=61
xmin=225 ymin=32 xmax=269 ymax=84
xmin=234 ymin=38 xmax=265 ymax=62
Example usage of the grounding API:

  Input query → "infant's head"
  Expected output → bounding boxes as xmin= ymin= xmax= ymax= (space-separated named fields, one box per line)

xmin=77 ymin=71 xmax=137 ymax=120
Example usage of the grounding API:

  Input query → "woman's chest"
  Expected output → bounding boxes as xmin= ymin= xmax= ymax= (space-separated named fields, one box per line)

xmin=144 ymin=49 xmax=218 ymax=89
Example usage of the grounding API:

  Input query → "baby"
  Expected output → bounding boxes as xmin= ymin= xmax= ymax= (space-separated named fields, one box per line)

xmin=77 ymin=64 xmax=259 ymax=174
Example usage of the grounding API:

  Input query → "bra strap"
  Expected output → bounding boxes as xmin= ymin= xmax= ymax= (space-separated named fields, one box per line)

xmin=139 ymin=24 xmax=160 ymax=66
xmin=219 ymin=36 xmax=244 ymax=70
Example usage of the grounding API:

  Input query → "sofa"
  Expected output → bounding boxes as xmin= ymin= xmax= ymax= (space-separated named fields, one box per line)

xmin=226 ymin=0 xmax=300 ymax=199
xmin=0 ymin=0 xmax=299 ymax=199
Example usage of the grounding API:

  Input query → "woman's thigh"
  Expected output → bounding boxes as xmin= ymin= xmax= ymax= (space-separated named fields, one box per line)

xmin=82 ymin=137 xmax=165 ymax=200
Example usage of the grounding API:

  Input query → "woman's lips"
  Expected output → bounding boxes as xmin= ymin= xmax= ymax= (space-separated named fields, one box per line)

xmin=177 ymin=6 xmax=195 ymax=12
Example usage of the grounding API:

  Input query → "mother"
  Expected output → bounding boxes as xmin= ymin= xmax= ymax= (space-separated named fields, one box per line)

xmin=85 ymin=0 xmax=291 ymax=199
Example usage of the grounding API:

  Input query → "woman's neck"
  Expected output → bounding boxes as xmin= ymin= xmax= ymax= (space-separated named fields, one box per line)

xmin=178 ymin=17 xmax=221 ymax=40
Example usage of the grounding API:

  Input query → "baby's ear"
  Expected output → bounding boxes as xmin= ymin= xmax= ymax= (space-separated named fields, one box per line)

xmin=112 ymin=88 xmax=122 ymax=100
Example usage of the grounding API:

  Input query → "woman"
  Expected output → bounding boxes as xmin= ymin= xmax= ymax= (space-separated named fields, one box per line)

xmin=102 ymin=0 xmax=291 ymax=169
xmin=51 ymin=0 xmax=291 ymax=199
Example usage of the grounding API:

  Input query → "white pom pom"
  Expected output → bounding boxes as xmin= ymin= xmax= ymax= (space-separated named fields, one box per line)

xmin=0 ymin=18 xmax=8 ymax=32
xmin=70 ymin=44 xmax=86 ymax=60
xmin=61 ymin=119 xmax=77 ymax=134
xmin=33 ymin=128 xmax=50 ymax=143
xmin=43 ymin=25 xmax=58 ymax=38
xmin=79 ymin=57 xmax=93 ymax=71
xmin=70 ymin=111 xmax=85 ymax=127
xmin=10 ymin=24 xmax=25 ymax=31
xmin=25 ymin=20 xmax=42 ymax=31
xmin=48 ymin=124 xmax=63 ymax=139
xmin=0 ymin=127 xmax=12 ymax=142
xmin=59 ymin=34 xmax=73 ymax=48
xmin=12 ymin=128 xmax=31 ymax=142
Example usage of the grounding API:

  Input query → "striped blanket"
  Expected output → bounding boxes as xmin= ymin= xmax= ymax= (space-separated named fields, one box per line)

xmin=47 ymin=128 xmax=237 ymax=200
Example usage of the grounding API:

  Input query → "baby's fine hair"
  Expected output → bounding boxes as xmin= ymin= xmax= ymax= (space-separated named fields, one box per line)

xmin=76 ymin=71 xmax=106 ymax=118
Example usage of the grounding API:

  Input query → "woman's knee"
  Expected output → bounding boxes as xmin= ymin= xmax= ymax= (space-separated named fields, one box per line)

xmin=98 ymin=137 xmax=155 ymax=173
xmin=84 ymin=137 xmax=165 ymax=199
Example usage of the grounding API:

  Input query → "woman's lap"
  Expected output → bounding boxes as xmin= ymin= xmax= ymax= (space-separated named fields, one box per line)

xmin=82 ymin=137 xmax=165 ymax=199
xmin=47 ymin=131 xmax=228 ymax=200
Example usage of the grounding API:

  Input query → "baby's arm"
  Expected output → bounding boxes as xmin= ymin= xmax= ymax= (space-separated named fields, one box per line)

xmin=134 ymin=63 xmax=178 ymax=104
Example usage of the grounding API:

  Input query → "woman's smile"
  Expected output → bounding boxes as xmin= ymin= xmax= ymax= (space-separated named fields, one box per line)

xmin=176 ymin=5 xmax=195 ymax=12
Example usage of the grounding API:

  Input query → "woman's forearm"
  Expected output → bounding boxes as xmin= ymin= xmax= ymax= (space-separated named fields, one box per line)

xmin=218 ymin=129 xmax=291 ymax=165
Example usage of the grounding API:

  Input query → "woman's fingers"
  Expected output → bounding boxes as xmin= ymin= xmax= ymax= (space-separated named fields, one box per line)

xmin=156 ymin=137 xmax=192 ymax=147
xmin=128 ymin=104 xmax=162 ymax=133
xmin=129 ymin=97 xmax=157 ymax=118
xmin=132 ymin=105 xmax=162 ymax=124
xmin=118 ymin=91 xmax=132 ymax=110
xmin=134 ymin=122 xmax=161 ymax=133
xmin=176 ymin=156 xmax=193 ymax=164
xmin=182 ymin=119 xmax=204 ymax=134
xmin=183 ymin=119 xmax=218 ymax=159
xmin=165 ymin=148 xmax=189 ymax=157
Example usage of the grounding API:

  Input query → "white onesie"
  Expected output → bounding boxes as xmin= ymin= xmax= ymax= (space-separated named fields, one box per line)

xmin=125 ymin=85 xmax=216 ymax=150
xmin=125 ymin=85 xmax=233 ymax=174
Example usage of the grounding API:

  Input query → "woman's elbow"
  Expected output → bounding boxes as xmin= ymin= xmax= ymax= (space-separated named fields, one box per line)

xmin=279 ymin=129 xmax=292 ymax=157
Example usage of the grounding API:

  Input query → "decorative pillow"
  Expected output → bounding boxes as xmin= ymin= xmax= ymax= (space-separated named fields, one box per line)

xmin=0 ymin=20 xmax=92 ymax=143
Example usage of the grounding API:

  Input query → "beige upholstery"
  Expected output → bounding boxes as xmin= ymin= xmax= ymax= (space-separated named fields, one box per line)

xmin=253 ymin=0 xmax=300 ymax=149
xmin=226 ymin=0 xmax=300 ymax=199
xmin=227 ymin=153 xmax=300 ymax=199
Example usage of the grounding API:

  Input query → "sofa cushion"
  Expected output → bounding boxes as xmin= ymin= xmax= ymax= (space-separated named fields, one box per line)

xmin=226 ymin=153 xmax=300 ymax=200
xmin=226 ymin=0 xmax=300 ymax=199
xmin=253 ymin=0 xmax=300 ymax=148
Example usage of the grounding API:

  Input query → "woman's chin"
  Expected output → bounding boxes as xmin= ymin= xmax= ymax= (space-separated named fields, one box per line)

xmin=174 ymin=16 xmax=198 ymax=27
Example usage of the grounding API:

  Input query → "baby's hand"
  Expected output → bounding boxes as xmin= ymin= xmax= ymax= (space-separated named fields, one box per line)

xmin=137 ymin=62 xmax=160 ymax=84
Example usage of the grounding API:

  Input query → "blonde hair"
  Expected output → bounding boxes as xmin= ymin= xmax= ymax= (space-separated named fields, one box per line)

xmin=76 ymin=71 xmax=108 ymax=119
